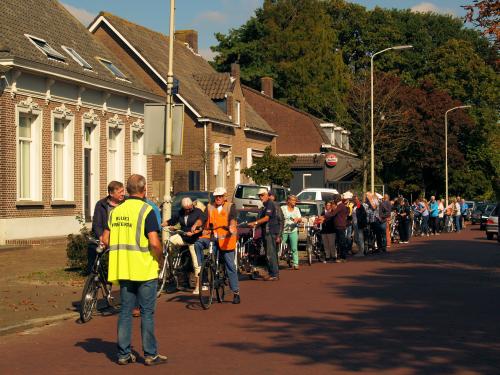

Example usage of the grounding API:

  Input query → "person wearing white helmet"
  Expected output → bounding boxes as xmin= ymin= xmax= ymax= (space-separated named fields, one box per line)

xmin=195 ymin=187 xmax=240 ymax=304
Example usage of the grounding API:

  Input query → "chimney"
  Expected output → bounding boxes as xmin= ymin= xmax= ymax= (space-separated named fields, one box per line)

xmin=260 ymin=77 xmax=273 ymax=98
xmin=231 ymin=63 xmax=240 ymax=81
xmin=174 ymin=29 xmax=198 ymax=53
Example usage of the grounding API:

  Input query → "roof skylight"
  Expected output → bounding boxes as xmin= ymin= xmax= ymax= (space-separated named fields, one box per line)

xmin=97 ymin=58 xmax=127 ymax=79
xmin=62 ymin=46 xmax=92 ymax=70
xmin=25 ymin=35 xmax=66 ymax=62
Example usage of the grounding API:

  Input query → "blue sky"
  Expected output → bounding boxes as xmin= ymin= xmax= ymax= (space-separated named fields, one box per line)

xmin=62 ymin=0 xmax=470 ymax=60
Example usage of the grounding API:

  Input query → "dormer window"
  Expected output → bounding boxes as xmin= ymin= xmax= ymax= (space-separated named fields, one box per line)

xmin=97 ymin=57 xmax=127 ymax=79
xmin=26 ymin=35 xmax=66 ymax=62
xmin=62 ymin=46 xmax=92 ymax=70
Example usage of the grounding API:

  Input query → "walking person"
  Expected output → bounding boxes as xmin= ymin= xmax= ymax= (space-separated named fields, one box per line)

xmin=319 ymin=201 xmax=336 ymax=262
xmin=352 ymin=194 xmax=367 ymax=256
xmin=429 ymin=196 xmax=439 ymax=235
xmin=331 ymin=194 xmax=349 ymax=262
xmin=249 ymin=188 xmax=281 ymax=281
xmin=382 ymin=194 xmax=392 ymax=247
xmin=195 ymin=187 xmax=241 ymax=303
xmin=281 ymin=195 xmax=302 ymax=269
xmin=101 ymin=174 xmax=167 ymax=366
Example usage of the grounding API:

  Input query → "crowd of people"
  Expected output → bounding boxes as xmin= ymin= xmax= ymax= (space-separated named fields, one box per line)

xmin=89 ymin=174 xmax=471 ymax=366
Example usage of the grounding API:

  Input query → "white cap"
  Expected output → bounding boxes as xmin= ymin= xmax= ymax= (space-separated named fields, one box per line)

xmin=258 ymin=187 xmax=268 ymax=195
xmin=213 ymin=187 xmax=227 ymax=196
xmin=342 ymin=191 xmax=353 ymax=199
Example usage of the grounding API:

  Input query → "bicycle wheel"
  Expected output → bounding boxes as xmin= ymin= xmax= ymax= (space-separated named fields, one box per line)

xmin=215 ymin=265 xmax=228 ymax=303
xmin=306 ymin=242 xmax=313 ymax=266
xmin=199 ymin=259 xmax=214 ymax=310
xmin=80 ymin=273 xmax=99 ymax=323
xmin=156 ymin=255 xmax=169 ymax=298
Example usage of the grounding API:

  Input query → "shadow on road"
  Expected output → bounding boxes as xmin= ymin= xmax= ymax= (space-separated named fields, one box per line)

xmin=218 ymin=239 xmax=500 ymax=374
xmin=75 ymin=338 xmax=122 ymax=362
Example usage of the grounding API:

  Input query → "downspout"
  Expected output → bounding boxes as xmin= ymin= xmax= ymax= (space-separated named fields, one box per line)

xmin=204 ymin=122 xmax=208 ymax=191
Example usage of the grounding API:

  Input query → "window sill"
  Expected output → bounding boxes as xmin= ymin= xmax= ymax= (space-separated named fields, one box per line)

xmin=16 ymin=200 xmax=44 ymax=207
xmin=51 ymin=200 xmax=76 ymax=207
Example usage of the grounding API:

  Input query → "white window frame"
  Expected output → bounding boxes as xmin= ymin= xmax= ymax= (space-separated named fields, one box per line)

xmin=131 ymin=121 xmax=146 ymax=176
xmin=107 ymin=117 xmax=124 ymax=184
xmin=16 ymin=102 xmax=42 ymax=201
xmin=51 ymin=107 xmax=75 ymax=201
xmin=97 ymin=57 xmax=128 ymax=80
xmin=234 ymin=157 xmax=242 ymax=187
xmin=214 ymin=143 xmax=232 ymax=189
xmin=82 ymin=110 xmax=101 ymax=219
xmin=234 ymin=100 xmax=241 ymax=125
xmin=25 ymin=34 xmax=66 ymax=62
xmin=61 ymin=46 xmax=93 ymax=70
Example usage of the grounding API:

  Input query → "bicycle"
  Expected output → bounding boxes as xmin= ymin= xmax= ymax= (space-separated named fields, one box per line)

xmin=157 ymin=228 xmax=194 ymax=298
xmin=304 ymin=222 xmax=324 ymax=265
xmin=79 ymin=237 xmax=114 ymax=323
xmin=236 ymin=225 xmax=263 ymax=274
xmin=278 ymin=240 xmax=293 ymax=268
xmin=199 ymin=224 xmax=233 ymax=310
xmin=390 ymin=216 xmax=400 ymax=244
xmin=363 ymin=224 xmax=378 ymax=255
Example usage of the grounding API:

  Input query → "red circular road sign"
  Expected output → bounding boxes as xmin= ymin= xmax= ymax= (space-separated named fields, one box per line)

xmin=325 ymin=153 xmax=338 ymax=167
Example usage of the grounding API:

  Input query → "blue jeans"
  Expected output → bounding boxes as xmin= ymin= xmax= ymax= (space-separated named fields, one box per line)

xmin=118 ymin=279 xmax=158 ymax=359
xmin=421 ymin=215 xmax=429 ymax=234
xmin=372 ymin=221 xmax=387 ymax=251
xmin=265 ymin=233 xmax=279 ymax=277
xmin=194 ymin=238 xmax=239 ymax=293
xmin=455 ymin=215 xmax=461 ymax=232
xmin=353 ymin=223 xmax=364 ymax=254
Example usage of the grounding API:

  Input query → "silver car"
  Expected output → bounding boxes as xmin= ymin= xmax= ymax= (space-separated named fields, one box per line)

xmin=485 ymin=203 xmax=499 ymax=240
xmin=233 ymin=184 xmax=287 ymax=209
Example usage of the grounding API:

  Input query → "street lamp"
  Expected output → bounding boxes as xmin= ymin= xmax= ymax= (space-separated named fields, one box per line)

xmin=162 ymin=0 xmax=175 ymax=242
xmin=370 ymin=45 xmax=413 ymax=193
xmin=445 ymin=105 xmax=471 ymax=207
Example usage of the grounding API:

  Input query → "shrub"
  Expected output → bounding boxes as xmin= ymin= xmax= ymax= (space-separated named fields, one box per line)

xmin=66 ymin=215 xmax=90 ymax=273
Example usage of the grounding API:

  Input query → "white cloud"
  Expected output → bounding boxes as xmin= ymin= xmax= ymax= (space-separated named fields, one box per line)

xmin=195 ymin=10 xmax=227 ymax=24
xmin=199 ymin=47 xmax=218 ymax=62
xmin=410 ymin=2 xmax=455 ymax=15
xmin=61 ymin=3 xmax=96 ymax=26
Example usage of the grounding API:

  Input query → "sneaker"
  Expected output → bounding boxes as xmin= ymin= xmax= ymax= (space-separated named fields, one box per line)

xmin=145 ymin=354 xmax=168 ymax=366
xmin=118 ymin=353 xmax=137 ymax=366
xmin=263 ymin=275 xmax=279 ymax=281
xmin=201 ymin=285 xmax=208 ymax=291
xmin=293 ymin=265 xmax=300 ymax=270
xmin=232 ymin=293 xmax=241 ymax=304
xmin=335 ymin=259 xmax=342 ymax=263
xmin=192 ymin=287 xmax=199 ymax=295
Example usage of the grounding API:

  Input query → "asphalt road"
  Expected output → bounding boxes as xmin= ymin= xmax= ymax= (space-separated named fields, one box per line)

xmin=1 ymin=227 xmax=499 ymax=375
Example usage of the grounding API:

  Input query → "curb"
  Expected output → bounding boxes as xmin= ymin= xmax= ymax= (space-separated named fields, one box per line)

xmin=0 ymin=312 xmax=79 ymax=337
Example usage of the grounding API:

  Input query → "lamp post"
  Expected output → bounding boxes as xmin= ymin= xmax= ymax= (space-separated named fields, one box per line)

xmin=370 ymin=45 xmax=413 ymax=193
xmin=162 ymin=0 xmax=175 ymax=242
xmin=444 ymin=105 xmax=471 ymax=207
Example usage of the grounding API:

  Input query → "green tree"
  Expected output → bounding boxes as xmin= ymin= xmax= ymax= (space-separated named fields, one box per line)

xmin=242 ymin=146 xmax=296 ymax=186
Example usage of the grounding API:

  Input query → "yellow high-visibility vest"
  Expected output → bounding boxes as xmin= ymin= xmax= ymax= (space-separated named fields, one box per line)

xmin=107 ymin=198 xmax=158 ymax=284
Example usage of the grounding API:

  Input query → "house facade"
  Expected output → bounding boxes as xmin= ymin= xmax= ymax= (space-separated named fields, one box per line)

xmin=242 ymin=80 xmax=360 ymax=194
xmin=89 ymin=13 xmax=277 ymax=200
xmin=0 ymin=0 xmax=164 ymax=244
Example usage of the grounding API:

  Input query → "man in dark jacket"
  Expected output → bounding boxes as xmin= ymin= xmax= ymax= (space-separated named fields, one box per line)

xmin=88 ymin=181 xmax=125 ymax=273
xmin=330 ymin=194 xmax=349 ymax=262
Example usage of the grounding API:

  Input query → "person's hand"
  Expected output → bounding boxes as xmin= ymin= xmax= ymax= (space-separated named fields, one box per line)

xmin=248 ymin=221 xmax=257 ymax=228
xmin=186 ymin=232 xmax=193 ymax=237
xmin=293 ymin=217 xmax=301 ymax=223
xmin=168 ymin=226 xmax=176 ymax=231
xmin=229 ymin=225 xmax=237 ymax=235
xmin=161 ymin=220 xmax=169 ymax=227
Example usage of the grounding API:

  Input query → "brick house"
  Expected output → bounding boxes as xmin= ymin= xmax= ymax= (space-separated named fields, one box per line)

xmin=88 ymin=13 xmax=277 ymax=199
xmin=243 ymin=81 xmax=360 ymax=194
xmin=0 ymin=0 xmax=164 ymax=244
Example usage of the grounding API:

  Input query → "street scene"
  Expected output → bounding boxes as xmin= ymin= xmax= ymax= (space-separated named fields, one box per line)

xmin=0 ymin=0 xmax=499 ymax=374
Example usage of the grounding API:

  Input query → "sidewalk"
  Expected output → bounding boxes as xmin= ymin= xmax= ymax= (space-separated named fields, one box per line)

xmin=0 ymin=243 xmax=84 ymax=334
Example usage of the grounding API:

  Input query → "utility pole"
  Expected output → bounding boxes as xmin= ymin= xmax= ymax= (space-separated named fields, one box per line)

xmin=162 ymin=0 xmax=175 ymax=242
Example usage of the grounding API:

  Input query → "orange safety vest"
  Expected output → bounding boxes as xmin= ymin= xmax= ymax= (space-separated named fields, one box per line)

xmin=202 ymin=202 xmax=237 ymax=251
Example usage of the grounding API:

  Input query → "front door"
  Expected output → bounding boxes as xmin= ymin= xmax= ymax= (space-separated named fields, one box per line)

xmin=84 ymin=148 xmax=91 ymax=221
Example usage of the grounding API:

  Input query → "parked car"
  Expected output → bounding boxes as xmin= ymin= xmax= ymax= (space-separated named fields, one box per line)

xmin=288 ymin=200 xmax=325 ymax=245
xmin=485 ymin=203 xmax=499 ymax=240
xmin=471 ymin=203 xmax=491 ymax=225
xmin=296 ymin=188 xmax=339 ymax=203
xmin=479 ymin=204 xmax=496 ymax=230
xmin=171 ymin=191 xmax=213 ymax=214
xmin=233 ymin=184 xmax=287 ymax=209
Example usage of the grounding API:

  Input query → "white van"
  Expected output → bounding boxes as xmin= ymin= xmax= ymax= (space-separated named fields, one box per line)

xmin=233 ymin=184 xmax=288 ymax=209
xmin=296 ymin=188 xmax=339 ymax=202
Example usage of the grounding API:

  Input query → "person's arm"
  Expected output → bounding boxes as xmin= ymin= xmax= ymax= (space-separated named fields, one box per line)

xmin=92 ymin=201 xmax=106 ymax=238
xmin=101 ymin=228 xmax=110 ymax=247
xmin=148 ymin=231 xmax=162 ymax=261
xmin=228 ymin=204 xmax=237 ymax=234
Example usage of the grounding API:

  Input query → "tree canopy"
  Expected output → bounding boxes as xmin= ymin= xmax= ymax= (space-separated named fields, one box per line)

xmin=212 ymin=0 xmax=499 ymax=199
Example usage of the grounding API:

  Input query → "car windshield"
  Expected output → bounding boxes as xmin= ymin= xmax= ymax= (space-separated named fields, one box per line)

xmin=296 ymin=203 xmax=319 ymax=217
xmin=235 ymin=185 xmax=261 ymax=199
xmin=297 ymin=192 xmax=316 ymax=201
xmin=237 ymin=210 xmax=259 ymax=223
xmin=484 ymin=205 xmax=495 ymax=215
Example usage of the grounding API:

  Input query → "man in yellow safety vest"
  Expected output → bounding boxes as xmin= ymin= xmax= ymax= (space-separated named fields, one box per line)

xmin=101 ymin=174 xmax=167 ymax=366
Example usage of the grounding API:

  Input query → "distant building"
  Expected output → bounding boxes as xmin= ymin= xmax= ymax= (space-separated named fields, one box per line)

xmin=0 ymin=0 xmax=164 ymax=244
xmin=243 ymin=80 xmax=360 ymax=194
xmin=89 ymin=13 xmax=277 ymax=199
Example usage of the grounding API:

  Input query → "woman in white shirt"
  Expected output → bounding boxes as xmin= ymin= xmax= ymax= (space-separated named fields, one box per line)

xmin=281 ymin=195 xmax=302 ymax=270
